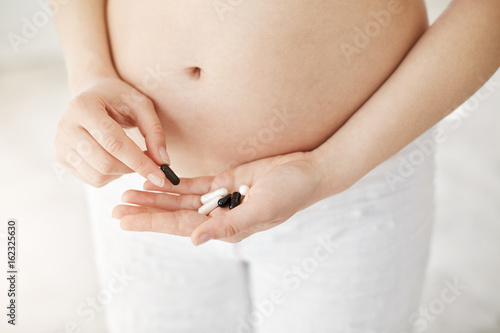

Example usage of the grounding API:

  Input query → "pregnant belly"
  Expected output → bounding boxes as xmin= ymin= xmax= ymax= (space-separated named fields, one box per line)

xmin=107 ymin=0 xmax=428 ymax=177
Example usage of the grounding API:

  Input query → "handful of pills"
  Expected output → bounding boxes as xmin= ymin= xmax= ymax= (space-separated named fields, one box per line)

xmin=198 ymin=185 xmax=250 ymax=215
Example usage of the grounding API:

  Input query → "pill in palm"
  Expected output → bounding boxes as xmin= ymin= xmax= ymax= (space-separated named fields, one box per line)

xmin=238 ymin=185 xmax=250 ymax=196
xmin=229 ymin=192 xmax=241 ymax=210
xmin=201 ymin=188 xmax=228 ymax=204
xmin=198 ymin=195 xmax=224 ymax=215
xmin=218 ymin=194 xmax=232 ymax=208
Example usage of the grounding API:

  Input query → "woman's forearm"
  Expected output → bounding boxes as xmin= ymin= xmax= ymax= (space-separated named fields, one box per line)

xmin=51 ymin=0 xmax=117 ymax=93
xmin=310 ymin=0 xmax=500 ymax=199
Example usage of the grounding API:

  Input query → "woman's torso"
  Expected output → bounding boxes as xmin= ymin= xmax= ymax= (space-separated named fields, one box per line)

xmin=107 ymin=0 xmax=428 ymax=176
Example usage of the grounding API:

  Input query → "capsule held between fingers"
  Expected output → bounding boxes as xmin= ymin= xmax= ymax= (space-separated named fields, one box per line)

xmin=160 ymin=164 xmax=180 ymax=186
xmin=229 ymin=192 xmax=241 ymax=210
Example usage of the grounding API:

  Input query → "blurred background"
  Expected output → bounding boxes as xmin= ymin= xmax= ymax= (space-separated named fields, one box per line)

xmin=0 ymin=0 xmax=499 ymax=332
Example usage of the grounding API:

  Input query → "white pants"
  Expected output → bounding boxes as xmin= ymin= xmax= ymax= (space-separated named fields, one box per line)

xmin=85 ymin=129 xmax=436 ymax=333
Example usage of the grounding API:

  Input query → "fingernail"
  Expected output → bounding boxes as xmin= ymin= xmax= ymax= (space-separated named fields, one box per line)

xmin=195 ymin=233 xmax=213 ymax=246
xmin=147 ymin=173 xmax=165 ymax=187
xmin=159 ymin=147 xmax=170 ymax=165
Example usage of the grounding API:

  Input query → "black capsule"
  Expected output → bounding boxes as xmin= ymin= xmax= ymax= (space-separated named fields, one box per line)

xmin=160 ymin=164 xmax=180 ymax=186
xmin=229 ymin=192 xmax=241 ymax=210
xmin=218 ymin=194 xmax=232 ymax=208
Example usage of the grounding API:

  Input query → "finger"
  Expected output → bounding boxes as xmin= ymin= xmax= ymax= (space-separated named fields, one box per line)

xmin=112 ymin=204 xmax=165 ymax=219
xmin=121 ymin=190 xmax=201 ymax=211
xmin=129 ymin=99 xmax=170 ymax=165
xmin=72 ymin=127 xmax=133 ymax=175
xmin=191 ymin=199 xmax=267 ymax=245
xmin=208 ymin=167 xmax=258 ymax=194
xmin=76 ymin=99 xmax=166 ymax=187
xmin=57 ymin=148 xmax=121 ymax=187
xmin=119 ymin=211 xmax=208 ymax=236
xmin=143 ymin=176 xmax=215 ymax=195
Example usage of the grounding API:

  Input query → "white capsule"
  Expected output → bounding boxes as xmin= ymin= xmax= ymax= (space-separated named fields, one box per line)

xmin=198 ymin=195 xmax=224 ymax=215
xmin=201 ymin=188 xmax=228 ymax=204
xmin=238 ymin=185 xmax=250 ymax=196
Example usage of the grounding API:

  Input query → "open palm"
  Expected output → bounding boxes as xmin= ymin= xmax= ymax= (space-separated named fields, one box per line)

xmin=112 ymin=152 xmax=323 ymax=245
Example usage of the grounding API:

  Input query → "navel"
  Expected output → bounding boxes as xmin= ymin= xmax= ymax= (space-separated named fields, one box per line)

xmin=186 ymin=66 xmax=202 ymax=79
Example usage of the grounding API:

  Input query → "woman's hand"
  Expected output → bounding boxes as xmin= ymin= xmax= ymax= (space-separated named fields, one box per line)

xmin=112 ymin=152 xmax=329 ymax=245
xmin=54 ymin=77 xmax=170 ymax=187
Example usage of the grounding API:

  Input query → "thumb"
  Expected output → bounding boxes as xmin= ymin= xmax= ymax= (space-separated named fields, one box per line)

xmin=133 ymin=99 xmax=170 ymax=165
xmin=191 ymin=202 xmax=258 ymax=245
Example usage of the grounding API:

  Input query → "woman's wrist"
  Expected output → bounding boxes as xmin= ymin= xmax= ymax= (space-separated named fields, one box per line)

xmin=68 ymin=66 xmax=119 ymax=95
xmin=303 ymin=148 xmax=348 ymax=202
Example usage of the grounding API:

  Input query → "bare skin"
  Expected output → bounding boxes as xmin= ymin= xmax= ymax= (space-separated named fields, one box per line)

xmin=52 ymin=0 xmax=500 ymax=245
xmin=107 ymin=0 xmax=428 ymax=176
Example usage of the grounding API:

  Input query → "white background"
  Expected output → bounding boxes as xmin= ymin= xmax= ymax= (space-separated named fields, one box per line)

xmin=0 ymin=1 xmax=499 ymax=332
